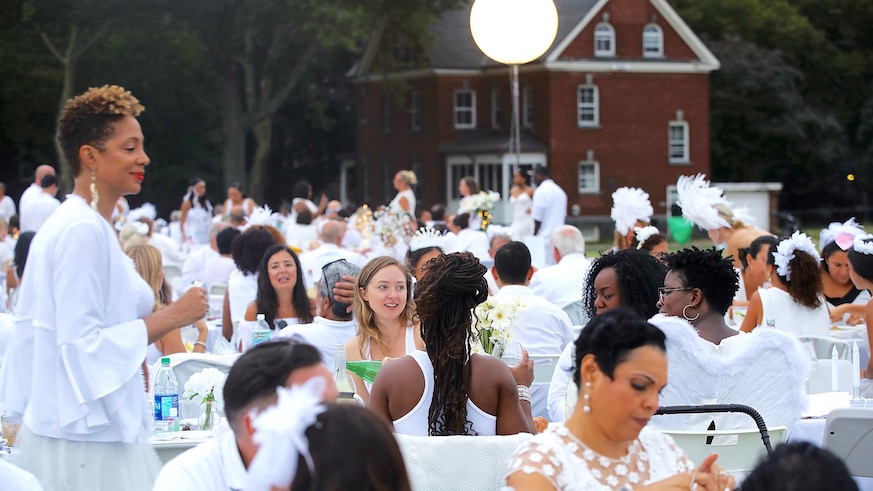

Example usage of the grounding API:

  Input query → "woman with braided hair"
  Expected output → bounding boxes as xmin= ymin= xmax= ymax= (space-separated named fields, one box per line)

xmin=369 ymin=252 xmax=536 ymax=436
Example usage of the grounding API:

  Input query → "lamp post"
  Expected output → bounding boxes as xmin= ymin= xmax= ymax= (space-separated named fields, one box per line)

xmin=470 ymin=0 xmax=558 ymax=173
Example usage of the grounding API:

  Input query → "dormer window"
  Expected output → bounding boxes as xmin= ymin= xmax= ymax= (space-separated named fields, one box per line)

xmin=594 ymin=23 xmax=615 ymax=57
xmin=643 ymin=24 xmax=663 ymax=58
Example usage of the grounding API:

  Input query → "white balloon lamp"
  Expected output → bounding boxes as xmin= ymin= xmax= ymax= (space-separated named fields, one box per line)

xmin=470 ymin=0 xmax=559 ymax=65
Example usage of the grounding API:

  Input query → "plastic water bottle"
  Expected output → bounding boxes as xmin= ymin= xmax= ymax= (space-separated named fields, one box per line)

xmin=333 ymin=343 xmax=357 ymax=403
xmin=252 ymin=313 xmax=271 ymax=348
xmin=153 ymin=357 xmax=179 ymax=433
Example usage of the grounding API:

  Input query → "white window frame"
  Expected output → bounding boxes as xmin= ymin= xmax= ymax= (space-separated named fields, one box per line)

xmin=577 ymin=85 xmax=599 ymax=127
xmin=643 ymin=24 xmax=663 ymax=58
xmin=594 ymin=23 xmax=615 ymax=57
xmin=578 ymin=161 xmax=600 ymax=194
xmin=453 ymin=90 xmax=476 ymax=129
xmin=668 ymin=121 xmax=690 ymax=164
xmin=491 ymin=89 xmax=502 ymax=129
xmin=409 ymin=89 xmax=421 ymax=131
xmin=522 ymin=86 xmax=534 ymax=128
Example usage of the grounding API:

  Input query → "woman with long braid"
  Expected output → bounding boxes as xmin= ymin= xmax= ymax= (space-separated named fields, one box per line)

xmin=369 ymin=252 xmax=536 ymax=436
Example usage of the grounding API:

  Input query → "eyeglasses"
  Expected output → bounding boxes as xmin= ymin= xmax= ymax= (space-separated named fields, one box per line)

xmin=658 ymin=286 xmax=693 ymax=299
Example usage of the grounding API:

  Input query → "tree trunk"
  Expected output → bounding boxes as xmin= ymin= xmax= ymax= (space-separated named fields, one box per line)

xmin=220 ymin=72 xmax=247 ymax=188
xmin=55 ymin=57 xmax=75 ymax=193
xmin=248 ymin=116 xmax=272 ymax=203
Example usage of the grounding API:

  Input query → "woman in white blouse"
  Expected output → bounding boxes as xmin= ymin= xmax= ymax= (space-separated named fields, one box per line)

xmin=389 ymin=170 xmax=417 ymax=218
xmin=0 ymin=85 xmax=207 ymax=490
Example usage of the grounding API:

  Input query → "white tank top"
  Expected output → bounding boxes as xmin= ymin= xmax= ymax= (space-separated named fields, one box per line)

xmin=389 ymin=189 xmax=416 ymax=218
xmin=363 ymin=325 xmax=416 ymax=393
xmin=393 ymin=350 xmax=497 ymax=436
xmin=758 ymin=287 xmax=830 ymax=337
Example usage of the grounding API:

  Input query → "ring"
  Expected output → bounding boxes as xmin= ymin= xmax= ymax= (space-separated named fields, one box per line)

xmin=690 ymin=483 xmax=698 ymax=491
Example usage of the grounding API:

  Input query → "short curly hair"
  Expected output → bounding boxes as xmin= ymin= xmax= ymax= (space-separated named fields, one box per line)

xmin=231 ymin=228 xmax=277 ymax=275
xmin=664 ymin=247 xmax=739 ymax=316
xmin=57 ymin=85 xmax=144 ymax=177
xmin=583 ymin=249 xmax=666 ymax=320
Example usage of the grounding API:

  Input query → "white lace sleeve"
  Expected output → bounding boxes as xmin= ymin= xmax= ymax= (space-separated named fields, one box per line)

xmin=505 ymin=437 xmax=565 ymax=489
xmin=642 ymin=427 xmax=696 ymax=482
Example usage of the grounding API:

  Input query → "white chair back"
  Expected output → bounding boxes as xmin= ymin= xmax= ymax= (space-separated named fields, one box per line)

xmin=209 ymin=283 xmax=227 ymax=297
xmin=561 ymin=300 xmax=587 ymax=326
xmin=529 ymin=354 xmax=561 ymax=388
xmin=395 ymin=433 xmax=531 ymax=491
xmin=798 ymin=335 xmax=852 ymax=361
xmin=806 ymin=359 xmax=854 ymax=394
xmin=823 ymin=408 xmax=873 ymax=478
xmin=163 ymin=264 xmax=183 ymax=297
xmin=662 ymin=426 xmax=788 ymax=473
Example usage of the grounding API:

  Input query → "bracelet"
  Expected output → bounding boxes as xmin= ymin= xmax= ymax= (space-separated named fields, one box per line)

xmin=194 ymin=341 xmax=208 ymax=349
xmin=517 ymin=385 xmax=531 ymax=404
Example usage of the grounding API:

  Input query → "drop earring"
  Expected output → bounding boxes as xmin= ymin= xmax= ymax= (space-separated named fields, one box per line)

xmin=583 ymin=381 xmax=591 ymax=414
xmin=90 ymin=169 xmax=99 ymax=212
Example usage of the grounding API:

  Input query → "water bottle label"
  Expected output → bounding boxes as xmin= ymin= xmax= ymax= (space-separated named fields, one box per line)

xmin=252 ymin=329 xmax=271 ymax=347
xmin=154 ymin=394 xmax=179 ymax=420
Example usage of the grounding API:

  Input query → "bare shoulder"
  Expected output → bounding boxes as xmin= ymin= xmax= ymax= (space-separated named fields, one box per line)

xmin=243 ymin=302 xmax=257 ymax=321
xmin=345 ymin=336 xmax=364 ymax=361
xmin=471 ymin=354 xmax=514 ymax=385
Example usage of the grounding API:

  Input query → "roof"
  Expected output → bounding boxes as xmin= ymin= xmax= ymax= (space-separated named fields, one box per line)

xmin=438 ymin=130 xmax=548 ymax=154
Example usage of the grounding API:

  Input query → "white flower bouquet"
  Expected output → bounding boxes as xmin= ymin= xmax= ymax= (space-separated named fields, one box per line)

xmin=372 ymin=208 xmax=415 ymax=247
xmin=459 ymin=190 xmax=501 ymax=231
xmin=472 ymin=296 xmax=526 ymax=357
xmin=183 ymin=368 xmax=227 ymax=429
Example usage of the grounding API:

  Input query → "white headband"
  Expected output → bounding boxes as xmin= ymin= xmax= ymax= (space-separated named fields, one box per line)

xmin=773 ymin=231 xmax=821 ymax=281
xmin=853 ymin=234 xmax=873 ymax=256
xmin=820 ymin=217 xmax=865 ymax=251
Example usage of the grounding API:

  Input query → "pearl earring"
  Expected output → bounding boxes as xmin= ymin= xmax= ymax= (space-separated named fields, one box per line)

xmin=583 ymin=381 xmax=591 ymax=414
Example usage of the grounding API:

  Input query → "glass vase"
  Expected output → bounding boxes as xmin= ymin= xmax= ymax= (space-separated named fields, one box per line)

xmin=199 ymin=401 xmax=217 ymax=431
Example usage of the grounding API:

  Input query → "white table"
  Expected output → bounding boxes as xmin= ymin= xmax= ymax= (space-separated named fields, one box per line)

xmin=150 ymin=430 xmax=212 ymax=464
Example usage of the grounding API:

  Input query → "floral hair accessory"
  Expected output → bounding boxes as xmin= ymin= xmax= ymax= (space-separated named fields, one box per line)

xmin=610 ymin=187 xmax=653 ymax=236
xmin=127 ymin=203 xmax=157 ymax=222
xmin=634 ymin=226 xmax=660 ymax=249
xmin=676 ymin=174 xmax=732 ymax=231
xmin=820 ymin=217 xmax=865 ymax=252
xmin=853 ymin=234 xmax=873 ymax=256
xmin=246 ymin=377 xmax=327 ymax=491
xmin=248 ymin=205 xmax=282 ymax=228
xmin=409 ymin=226 xmax=444 ymax=252
xmin=773 ymin=231 xmax=821 ymax=281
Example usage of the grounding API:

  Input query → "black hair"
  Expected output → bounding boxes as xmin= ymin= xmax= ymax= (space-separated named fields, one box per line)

xmin=40 ymin=174 xmax=58 ymax=188
xmin=231 ymin=228 xmax=276 ymax=275
xmin=216 ymin=227 xmax=240 ymax=255
xmin=514 ymin=169 xmax=531 ymax=186
xmin=13 ymin=231 xmax=36 ymax=280
xmin=583 ymin=249 xmax=666 ymax=320
xmin=533 ymin=164 xmax=549 ymax=177
xmin=255 ymin=244 xmax=314 ymax=328
xmin=631 ymin=233 xmax=667 ymax=252
xmin=665 ymin=247 xmax=739 ymax=315
xmin=494 ymin=241 xmax=531 ymax=285
xmin=848 ymin=237 xmax=873 ymax=283
xmin=223 ymin=340 xmax=321 ymax=429
xmin=296 ymin=208 xmax=313 ymax=225
xmin=186 ymin=177 xmax=210 ymax=208
xmin=292 ymin=180 xmax=312 ymax=200
xmin=738 ymin=235 xmax=778 ymax=271
xmin=740 ymin=442 xmax=859 ymax=491
xmin=406 ymin=246 xmax=442 ymax=278
xmin=291 ymin=404 xmax=412 ymax=491
xmin=452 ymin=213 xmax=470 ymax=230
xmin=430 ymin=204 xmax=446 ymax=221
xmin=414 ymin=252 xmax=488 ymax=436
xmin=821 ymin=240 xmax=845 ymax=274
xmin=766 ymin=241 xmax=822 ymax=309
xmin=228 ymin=181 xmax=246 ymax=197
xmin=572 ymin=308 xmax=666 ymax=386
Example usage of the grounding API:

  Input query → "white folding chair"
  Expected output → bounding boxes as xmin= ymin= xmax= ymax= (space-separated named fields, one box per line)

xmin=663 ymin=427 xmax=788 ymax=473
xmin=529 ymin=354 xmax=561 ymax=388
xmin=561 ymin=300 xmax=587 ymax=326
xmin=163 ymin=264 xmax=183 ymax=297
xmin=395 ymin=433 xmax=531 ymax=491
xmin=209 ymin=283 xmax=227 ymax=297
xmin=823 ymin=408 xmax=873 ymax=478
xmin=799 ymin=335 xmax=852 ymax=361
xmin=806 ymin=359 xmax=854 ymax=394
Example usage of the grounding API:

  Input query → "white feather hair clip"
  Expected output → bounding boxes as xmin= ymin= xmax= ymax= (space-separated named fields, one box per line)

xmin=853 ymin=234 xmax=873 ymax=256
xmin=127 ymin=202 xmax=157 ymax=222
xmin=409 ymin=226 xmax=444 ymax=252
xmin=634 ymin=225 xmax=660 ymax=249
xmin=610 ymin=187 xmax=653 ymax=236
xmin=773 ymin=231 xmax=821 ymax=281
xmin=248 ymin=205 xmax=282 ymax=228
xmin=820 ymin=217 xmax=865 ymax=252
xmin=245 ymin=377 xmax=327 ymax=491
xmin=675 ymin=174 xmax=734 ymax=230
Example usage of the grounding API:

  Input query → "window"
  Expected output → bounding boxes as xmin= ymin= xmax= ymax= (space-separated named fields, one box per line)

xmin=668 ymin=121 xmax=690 ymax=164
xmin=578 ymin=161 xmax=600 ymax=194
xmin=577 ymin=85 xmax=599 ymax=127
xmin=522 ymin=86 xmax=534 ymax=128
xmin=453 ymin=90 xmax=476 ymax=129
xmin=491 ymin=89 xmax=503 ymax=129
xmin=643 ymin=24 xmax=663 ymax=58
xmin=380 ymin=93 xmax=391 ymax=133
xmin=594 ymin=23 xmax=615 ymax=57
xmin=409 ymin=89 xmax=421 ymax=131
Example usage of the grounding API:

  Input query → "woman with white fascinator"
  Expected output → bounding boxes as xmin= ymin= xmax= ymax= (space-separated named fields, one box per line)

xmin=633 ymin=225 xmax=668 ymax=257
xmin=820 ymin=218 xmax=870 ymax=323
xmin=740 ymin=231 xmax=830 ymax=336
xmin=676 ymin=174 xmax=770 ymax=269
xmin=846 ymin=235 xmax=873 ymax=396
xmin=610 ymin=186 xmax=654 ymax=251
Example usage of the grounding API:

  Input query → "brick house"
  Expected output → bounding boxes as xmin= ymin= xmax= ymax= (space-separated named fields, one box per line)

xmin=350 ymin=0 xmax=718 ymax=232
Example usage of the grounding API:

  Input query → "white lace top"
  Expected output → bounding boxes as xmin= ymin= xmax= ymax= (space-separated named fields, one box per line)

xmin=506 ymin=425 xmax=694 ymax=490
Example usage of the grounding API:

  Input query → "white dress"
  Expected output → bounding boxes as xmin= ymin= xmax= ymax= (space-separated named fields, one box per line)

xmin=0 ymin=194 xmax=161 ymax=490
xmin=510 ymin=192 xmax=534 ymax=240
xmin=506 ymin=425 xmax=695 ymax=490
xmin=184 ymin=197 xmax=213 ymax=245
xmin=389 ymin=188 xmax=416 ymax=218
xmin=757 ymin=287 xmax=830 ymax=337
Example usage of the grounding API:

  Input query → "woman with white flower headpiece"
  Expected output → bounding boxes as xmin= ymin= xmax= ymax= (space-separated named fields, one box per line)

xmin=180 ymin=177 xmax=214 ymax=245
xmin=632 ymin=225 xmax=668 ymax=257
xmin=819 ymin=219 xmax=870 ymax=323
xmin=740 ymin=232 xmax=830 ymax=336
xmin=845 ymin=236 xmax=873 ymax=394
xmin=610 ymin=186 xmax=654 ymax=251
xmin=676 ymin=174 xmax=770 ymax=269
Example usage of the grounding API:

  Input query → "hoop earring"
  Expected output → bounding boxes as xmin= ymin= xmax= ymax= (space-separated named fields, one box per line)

xmin=90 ymin=169 xmax=99 ymax=212
xmin=683 ymin=304 xmax=699 ymax=321
xmin=583 ymin=381 xmax=591 ymax=414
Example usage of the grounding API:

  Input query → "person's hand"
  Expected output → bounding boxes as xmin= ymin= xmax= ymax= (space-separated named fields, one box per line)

xmin=692 ymin=453 xmax=735 ymax=491
xmin=847 ymin=314 xmax=865 ymax=326
xmin=333 ymin=274 xmax=357 ymax=313
xmin=318 ymin=193 xmax=327 ymax=209
xmin=830 ymin=305 xmax=847 ymax=323
xmin=509 ymin=349 xmax=534 ymax=387
xmin=167 ymin=287 xmax=208 ymax=326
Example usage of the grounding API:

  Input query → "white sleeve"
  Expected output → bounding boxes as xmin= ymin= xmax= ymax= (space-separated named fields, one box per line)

xmin=531 ymin=192 xmax=548 ymax=222
xmin=548 ymin=342 xmax=574 ymax=422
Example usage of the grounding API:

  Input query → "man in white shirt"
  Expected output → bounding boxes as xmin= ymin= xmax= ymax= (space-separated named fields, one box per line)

xmin=180 ymin=222 xmax=229 ymax=288
xmin=531 ymin=165 xmax=567 ymax=266
xmin=0 ymin=182 xmax=16 ymax=221
xmin=529 ymin=225 xmax=591 ymax=310
xmin=448 ymin=213 xmax=490 ymax=262
xmin=280 ymin=259 xmax=360 ymax=369
xmin=298 ymin=220 xmax=364 ymax=289
xmin=202 ymin=227 xmax=240 ymax=291
xmin=492 ymin=241 xmax=574 ymax=419
xmin=153 ymin=340 xmax=338 ymax=491
xmin=21 ymin=174 xmax=60 ymax=233
xmin=18 ymin=164 xmax=55 ymax=222
xmin=484 ymin=233 xmax=510 ymax=295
